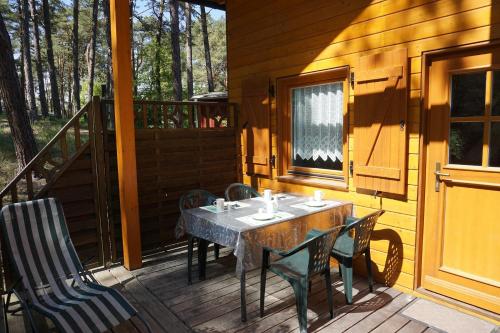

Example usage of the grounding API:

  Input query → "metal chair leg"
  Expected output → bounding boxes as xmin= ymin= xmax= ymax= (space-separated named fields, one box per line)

xmin=291 ymin=279 xmax=308 ymax=333
xmin=325 ymin=268 xmax=334 ymax=319
xmin=187 ymin=235 xmax=194 ymax=285
xmin=339 ymin=258 xmax=353 ymax=304
xmin=365 ymin=248 xmax=374 ymax=293
xmin=260 ymin=266 xmax=266 ymax=317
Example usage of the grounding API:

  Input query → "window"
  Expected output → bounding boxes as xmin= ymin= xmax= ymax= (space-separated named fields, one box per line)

xmin=278 ymin=68 xmax=349 ymax=182
xmin=448 ymin=70 xmax=500 ymax=168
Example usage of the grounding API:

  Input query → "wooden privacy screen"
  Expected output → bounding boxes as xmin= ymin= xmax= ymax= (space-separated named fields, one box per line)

xmin=103 ymin=101 xmax=238 ymax=256
xmin=241 ymin=76 xmax=272 ymax=177
xmin=354 ymin=49 xmax=408 ymax=195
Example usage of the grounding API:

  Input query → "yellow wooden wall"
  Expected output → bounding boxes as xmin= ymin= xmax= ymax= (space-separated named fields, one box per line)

xmin=226 ymin=0 xmax=499 ymax=292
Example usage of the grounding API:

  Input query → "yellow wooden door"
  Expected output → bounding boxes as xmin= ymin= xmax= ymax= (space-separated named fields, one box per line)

xmin=422 ymin=48 xmax=500 ymax=314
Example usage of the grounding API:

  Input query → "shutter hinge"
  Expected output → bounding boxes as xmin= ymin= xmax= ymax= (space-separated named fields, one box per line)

xmin=350 ymin=72 xmax=355 ymax=89
xmin=349 ymin=160 xmax=354 ymax=177
xmin=270 ymin=155 xmax=276 ymax=168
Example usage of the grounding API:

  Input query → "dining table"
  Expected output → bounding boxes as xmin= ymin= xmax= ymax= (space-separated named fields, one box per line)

xmin=177 ymin=193 xmax=353 ymax=322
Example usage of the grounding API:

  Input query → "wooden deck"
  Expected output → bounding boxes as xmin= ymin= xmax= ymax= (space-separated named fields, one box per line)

xmin=3 ymin=245 xmax=491 ymax=332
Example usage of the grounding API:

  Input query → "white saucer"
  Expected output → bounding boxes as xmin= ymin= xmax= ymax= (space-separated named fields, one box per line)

xmin=304 ymin=200 xmax=327 ymax=207
xmin=252 ymin=213 xmax=275 ymax=221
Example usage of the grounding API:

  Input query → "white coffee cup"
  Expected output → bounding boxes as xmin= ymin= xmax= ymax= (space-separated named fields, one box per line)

xmin=263 ymin=189 xmax=272 ymax=201
xmin=314 ymin=190 xmax=324 ymax=202
xmin=213 ymin=198 xmax=225 ymax=213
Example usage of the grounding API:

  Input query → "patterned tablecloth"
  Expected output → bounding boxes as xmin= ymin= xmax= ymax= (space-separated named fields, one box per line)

xmin=177 ymin=194 xmax=353 ymax=276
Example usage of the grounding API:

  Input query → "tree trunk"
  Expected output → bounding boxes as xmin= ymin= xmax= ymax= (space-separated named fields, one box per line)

xmin=72 ymin=0 xmax=80 ymax=112
xmin=200 ymin=6 xmax=214 ymax=92
xmin=129 ymin=0 xmax=136 ymax=96
xmin=0 ymin=12 xmax=38 ymax=169
xmin=87 ymin=0 xmax=98 ymax=102
xmin=169 ymin=0 xmax=182 ymax=101
xmin=154 ymin=0 xmax=165 ymax=99
xmin=29 ymin=0 xmax=49 ymax=118
xmin=41 ymin=0 xmax=61 ymax=118
xmin=184 ymin=2 xmax=193 ymax=99
xmin=58 ymin=56 xmax=66 ymax=117
xmin=19 ymin=0 xmax=37 ymax=121
xmin=103 ymin=0 xmax=113 ymax=97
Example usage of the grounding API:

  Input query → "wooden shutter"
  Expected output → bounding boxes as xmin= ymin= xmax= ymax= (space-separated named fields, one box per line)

xmin=354 ymin=48 xmax=408 ymax=195
xmin=240 ymin=76 xmax=272 ymax=177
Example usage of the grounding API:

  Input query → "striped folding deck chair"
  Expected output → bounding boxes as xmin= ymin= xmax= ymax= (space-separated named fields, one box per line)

xmin=0 ymin=198 xmax=151 ymax=333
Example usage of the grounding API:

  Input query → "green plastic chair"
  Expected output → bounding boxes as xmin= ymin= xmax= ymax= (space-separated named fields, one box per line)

xmin=260 ymin=226 xmax=342 ymax=333
xmin=224 ymin=183 xmax=261 ymax=201
xmin=179 ymin=189 xmax=220 ymax=284
xmin=331 ymin=210 xmax=384 ymax=304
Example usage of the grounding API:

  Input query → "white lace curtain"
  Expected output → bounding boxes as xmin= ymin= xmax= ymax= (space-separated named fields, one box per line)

xmin=292 ymin=82 xmax=344 ymax=163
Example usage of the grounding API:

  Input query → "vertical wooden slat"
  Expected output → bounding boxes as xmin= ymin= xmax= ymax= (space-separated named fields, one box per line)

xmin=90 ymin=96 xmax=113 ymax=267
xmin=142 ymin=103 xmax=147 ymax=128
xmin=196 ymin=104 xmax=202 ymax=128
xmin=188 ymin=104 xmax=194 ymax=128
xmin=110 ymin=0 xmax=142 ymax=270
xmin=153 ymin=104 xmax=158 ymax=128
xmin=162 ymin=103 xmax=169 ymax=128
xmin=74 ymin=120 xmax=81 ymax=149
xmin=229 ymin=104 xmax=235 ymax=128
xmin=10 ymin=186 xmax=17 ymax=203
xmin=26 ymin=170 xmax=33 ymax=200
xmin=60 ymin=132 xmax=68 ymax=161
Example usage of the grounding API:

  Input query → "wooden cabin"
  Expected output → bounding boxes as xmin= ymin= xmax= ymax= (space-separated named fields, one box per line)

xmin=0 ymin=0 xmax=498 ymax=328
xmin=224 ymin=0 xmax=500 ymax=316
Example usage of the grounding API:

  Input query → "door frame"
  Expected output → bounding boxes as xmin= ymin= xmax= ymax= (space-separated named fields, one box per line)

xmin=415 ymin=39 xmax=500 ymax=292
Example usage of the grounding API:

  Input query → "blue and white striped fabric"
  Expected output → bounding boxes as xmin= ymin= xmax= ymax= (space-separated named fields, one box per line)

xmin=0 ymin=198 xmax=137 ymax=333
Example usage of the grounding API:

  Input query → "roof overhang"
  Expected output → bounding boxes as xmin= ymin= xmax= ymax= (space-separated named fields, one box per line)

xmin=182 ymin=0 xmax=225 ymax=11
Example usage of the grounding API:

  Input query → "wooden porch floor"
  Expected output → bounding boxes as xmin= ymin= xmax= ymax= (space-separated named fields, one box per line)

xmin=3 ymin=245 xmax=493 ymax=332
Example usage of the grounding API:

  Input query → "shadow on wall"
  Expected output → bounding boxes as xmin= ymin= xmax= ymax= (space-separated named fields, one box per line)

xmin=354 ymin=228 xmax=403 ymax=287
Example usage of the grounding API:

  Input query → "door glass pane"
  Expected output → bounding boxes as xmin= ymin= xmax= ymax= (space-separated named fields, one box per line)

xmin=449 ymin=122 xmax=483 ymax=165
xmin=490 ymin=122 xmax=500 ymax=167
xmin=292 ymin=82 xmax=343 ymax=171
xmin=451 ymin=72 xmax=486 ymax=117
xmin=493 ymin=71 xmax=500 ymax=116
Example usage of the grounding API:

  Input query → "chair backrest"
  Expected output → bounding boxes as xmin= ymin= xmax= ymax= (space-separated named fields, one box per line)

xmin=352 ymin=210 xmax=384 ymax=256
xmin=224 ymin=183 xmax=260 ymax=201
xmin=307 ymin=226 xmax=343 ymax=275
xmin=179 ymin=189 xmax=218 ymax=212
xmin=0 ymin=198 xmax=84 ymax=299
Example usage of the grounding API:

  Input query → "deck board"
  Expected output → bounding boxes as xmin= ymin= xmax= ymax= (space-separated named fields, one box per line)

xmin=5 ymin=245 xmax=493 ymax=332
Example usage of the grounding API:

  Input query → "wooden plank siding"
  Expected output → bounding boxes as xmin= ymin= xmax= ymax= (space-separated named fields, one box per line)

xmin=44 ymin=147 xmax=102 ymax=267
xmin=226 ymin=0 xmax=499 ymax=292
xmin=106 ymin=128 xmax=238 ymax=257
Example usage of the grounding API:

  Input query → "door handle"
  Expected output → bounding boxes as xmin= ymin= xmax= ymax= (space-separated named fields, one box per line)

xmin=434 ymin=162 xmax=449 ymax=192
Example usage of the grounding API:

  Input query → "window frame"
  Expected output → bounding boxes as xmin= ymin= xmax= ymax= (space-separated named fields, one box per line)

xmin=447 ymin=66 xmax=500 ymax=169
xmin=277 ymin=67 xmax=350 ymax=184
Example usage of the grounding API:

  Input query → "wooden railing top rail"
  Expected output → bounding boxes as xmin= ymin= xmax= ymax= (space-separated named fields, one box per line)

xmin=101 ymin=99 xmax=238 ymax=130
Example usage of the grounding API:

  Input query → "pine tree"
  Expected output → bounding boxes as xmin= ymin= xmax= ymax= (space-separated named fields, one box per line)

xmin=0 ymin=12 xmax=38 ymax=169
xmin=72 ymin=0 xmax=80 ymax=112
xmin=200 ymin=6 xmax=214 ymax=92
xmin=169 ymin=0 xmax=182 ymax=101
xmin=29 ymin=0 xmax=49 ymax=118
xmin=41 ymin=0 xmax=62 ymax=118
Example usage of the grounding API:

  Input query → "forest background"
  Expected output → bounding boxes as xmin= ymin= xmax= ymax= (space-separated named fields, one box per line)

xmin=0 ymin=0 xmax=227 ymax=189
